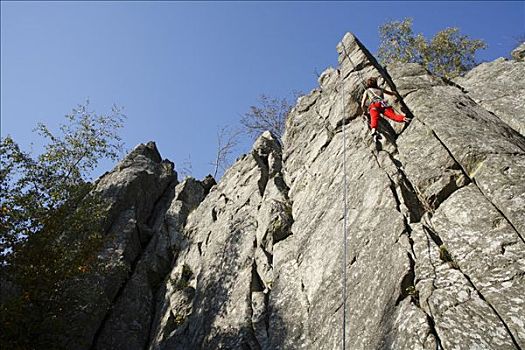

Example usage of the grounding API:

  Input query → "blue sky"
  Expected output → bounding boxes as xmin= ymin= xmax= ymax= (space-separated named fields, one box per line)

xmin=2 ymin=1 xmax=524 ymax=180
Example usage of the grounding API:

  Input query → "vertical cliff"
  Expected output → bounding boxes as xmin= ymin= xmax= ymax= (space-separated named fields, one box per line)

xmin=148 ymin=131 xmax=290 ymax=349
xmin=143 ymin=33 xmax=524 ymax=349
xmin=60 ymin=142 xmax=177 ymax=349
xmin=38 ymin=33 xmax=524 ymax=349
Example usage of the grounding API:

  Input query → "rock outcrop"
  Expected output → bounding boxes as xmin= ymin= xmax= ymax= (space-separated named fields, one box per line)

xmin=59 ymin=142 xmax=177 ymax=349
xmin=388 ymin=60 xmax=525 ymax=349
xmin=93 ymin=176 xmax=213 ymax=350
xmin=454 ymin=52 xmax=525 ymax=136
xmin=512 ymin=42 xmax=525 ymax=62
xmin=148 ymin=131 xmax=290 ymax=349
xmin=50 ymin=142 xmax=215 ymax=349
xmin=46 ymin=33 xmax=525 ymax=349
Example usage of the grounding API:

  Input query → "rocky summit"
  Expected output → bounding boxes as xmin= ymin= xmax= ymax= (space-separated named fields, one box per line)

xmin=34 ymin=34 xmax=525 ymax=349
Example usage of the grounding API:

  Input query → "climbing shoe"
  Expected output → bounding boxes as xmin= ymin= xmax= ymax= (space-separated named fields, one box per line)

xmin=370 ymin=128 xmax=381 ymax=142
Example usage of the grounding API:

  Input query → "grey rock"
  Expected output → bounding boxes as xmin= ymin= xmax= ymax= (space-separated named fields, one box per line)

xmin=318 ymin=67 xmax=339 ymax=90
xmin=200 ymin=174 xmax=217 ymax=194
xmin=148 ymin=131 xmax=289 ymax=350
xmin=385 ymin=297 xmax=437 ymax=350
xmin=411 ymin=223 xmax=518 ymax=349
xmin=42 ymin=32 xmax=525 ymax=350
xmin=385 ymin=63 xmax=445 ymax=96
xmin=389 ymin=63 xmax=525 ymax=240
xmin=512 ymin=42 xmax=525 ymax=61
xmin=93 ymin=178 xmax=209 ymax=350
xmin=389 ymin=53 xmax=525 ymax=347
xmin=272 ymin=32 xmax=524 ymax=349
xmin=454 ymin=57 xmax=525 ymax=136
xmin=271 ymin=32 xmax=435 ymax=350
xmin=59 ymin=142 xmax=177 ymax=349
xmin=397 ymin=118 xmax=470 ymax=211
xmin=430 ymin=185 xmax=525 ymax=347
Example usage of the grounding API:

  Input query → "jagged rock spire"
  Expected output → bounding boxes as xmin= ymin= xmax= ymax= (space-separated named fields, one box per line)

xmin=39 ymin=33 xmax=525 ymax=350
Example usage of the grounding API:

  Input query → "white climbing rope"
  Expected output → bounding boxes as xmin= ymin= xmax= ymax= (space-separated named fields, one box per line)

xmin=340 ymin=69 xmax=348 ymax=350
xmin=339 ymin=39 xmax=410 ymax=349
xmin=339 ymin=39 xmax=383 ymax=350
xmin=339 ymin=40 xmax=367 ymax=350
xmin=339 ymin=38 xmax=391 ymax=350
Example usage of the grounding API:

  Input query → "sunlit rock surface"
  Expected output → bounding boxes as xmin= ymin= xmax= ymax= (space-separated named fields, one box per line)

xmin=49 ymin=33 xmax=525 ymax=350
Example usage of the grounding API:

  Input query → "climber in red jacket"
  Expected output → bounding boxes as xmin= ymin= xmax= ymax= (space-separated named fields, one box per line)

xmin=360 ymin=77 xmax=409 ymax=139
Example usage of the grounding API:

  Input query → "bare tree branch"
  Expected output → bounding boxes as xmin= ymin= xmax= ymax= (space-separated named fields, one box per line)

xmin=210 ymin=126 xmax=241 ymax=179
xmin=240 ymin=93 xmax=301 ymax=141
xmin=178 ymin=154 xmax=193 ymax=179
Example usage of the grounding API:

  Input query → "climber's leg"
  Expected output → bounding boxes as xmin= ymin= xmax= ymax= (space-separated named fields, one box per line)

xmin=369 ymin=102 xmax=382 ymax=129
xmin=383 ymin=107 xmax=406 ymax=122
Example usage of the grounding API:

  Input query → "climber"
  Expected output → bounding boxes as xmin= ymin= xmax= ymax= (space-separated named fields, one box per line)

xmin=360 ymin=77 xmax=409 ymax=140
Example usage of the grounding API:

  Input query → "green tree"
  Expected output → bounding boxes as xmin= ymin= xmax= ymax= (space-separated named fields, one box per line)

xmin=377 ymin=18 xmax=426 ymax=65
xmin=378 ymin=18 xmax=487 ymax=79
xmin=0 ymin=102 xmax=125 ymax=349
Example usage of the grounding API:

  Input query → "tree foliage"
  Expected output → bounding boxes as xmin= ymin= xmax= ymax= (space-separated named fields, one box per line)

xmin=0 ymin=102 xmax=125 ymax=349
xmin=378 ymin=18 xmax=487 ymax=78
xmin=1 ymin=102 xmax=124 ymax=256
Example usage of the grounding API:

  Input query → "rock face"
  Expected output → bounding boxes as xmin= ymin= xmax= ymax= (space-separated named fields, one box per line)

xmin=53 ymin=34 xmax=524 ymax=349
xmin=148 ymin=131 xmax=290 ymax=350
xmin=59 ymin=142 xmax=177 ymax=349
xmin=454 ymin=55 xmax=525 ymax=136
xmin=93 ymin=177 xmax=213 ymax=350
xmin=387 ymin=60 xmax=525 ymax=349
xmin=512 ymin=42 xmax=525 ymax=62
xmin=51 ymin=142 xmax=214 ymax=349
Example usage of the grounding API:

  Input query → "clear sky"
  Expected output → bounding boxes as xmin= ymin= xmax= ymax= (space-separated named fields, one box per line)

xmin=2 ymin=1 xmax=524 ymax=180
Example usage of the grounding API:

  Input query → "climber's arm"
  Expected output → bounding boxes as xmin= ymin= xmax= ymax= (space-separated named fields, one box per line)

xmin=383 ymin=89 xmax=399 ymax=103
xmin=360 ymin=92 xmax=368 ymax=113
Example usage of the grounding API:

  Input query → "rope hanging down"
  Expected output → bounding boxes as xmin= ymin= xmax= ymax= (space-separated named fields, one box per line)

xmin=339 ymin=38 xmax=378 ymax=350
xmin=340 ymin=69 xmax=348 ymax=350
xmin=339 ymin=38 xmax=382 ymax=350
xmin=340 ymin=39 xmax=366 ymax=350
xmin=339 ymin=39 xmax=406 ymax=350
